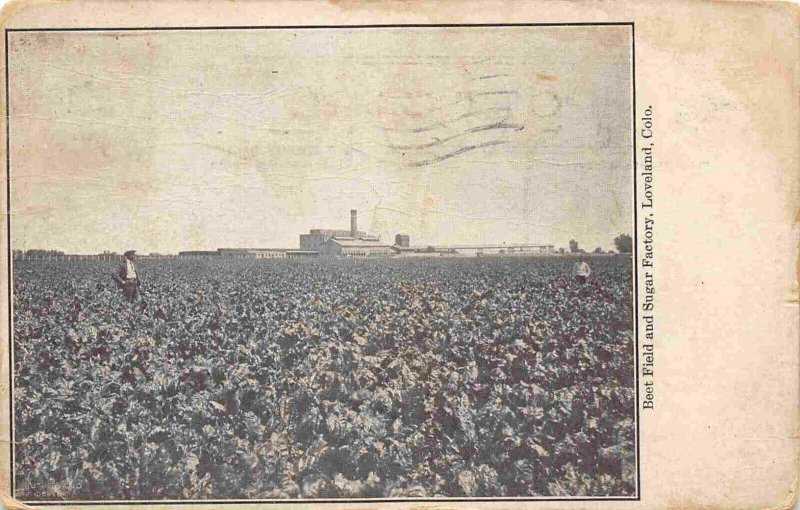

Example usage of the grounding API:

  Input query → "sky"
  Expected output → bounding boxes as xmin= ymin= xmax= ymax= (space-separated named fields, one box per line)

xmin=8 ymin=26 xmax=633 ymax=254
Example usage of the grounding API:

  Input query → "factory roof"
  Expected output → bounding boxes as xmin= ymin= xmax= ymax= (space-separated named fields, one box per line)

xmin=404 ymin=243 xmax=555 ymax=250
xmin=217 ymin=248 xmax=288 ymax=252
xmin=307 ymin=229 xmax=366 ymax=236
xmin=327 ymin=237 xmax=391 ymax=248
xmin=178 ymin=250 xmax=220 ymax=255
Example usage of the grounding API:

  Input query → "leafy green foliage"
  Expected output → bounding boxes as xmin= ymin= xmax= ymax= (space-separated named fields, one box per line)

xmin=14 ymin=256 xmax=635 ymax=500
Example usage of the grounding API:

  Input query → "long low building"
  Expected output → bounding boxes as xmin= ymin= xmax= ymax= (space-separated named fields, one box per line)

xmin=179 ymin=248 xmax=319 ymax=259
xmin=392 ymin=243 xmax=556 ymax=257
xmin=285 ymin=250 xmax=319 ymax=258
xmin=217 ymin=248 xmax=288 ymax=259
xmin=178 ymin=250 xmax=220 ymax=258
xmin=319 ymin=237 xmax=393 ymax=258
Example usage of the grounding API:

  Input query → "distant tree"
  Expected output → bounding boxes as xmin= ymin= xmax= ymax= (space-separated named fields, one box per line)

xmin=593 ymin=247 xmax=603 ymax=254
xmin=569 ymin=239 xmax=579 ymax=253
xmin=558 ymin=247 xmax=566 ymax=254
xmin=614 ymin=233 xmax=633 ymax=253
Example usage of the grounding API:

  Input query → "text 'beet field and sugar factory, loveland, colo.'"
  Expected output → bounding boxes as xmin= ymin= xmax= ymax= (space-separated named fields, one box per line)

xmin=640 ymin=105 xmax=656 ymax=411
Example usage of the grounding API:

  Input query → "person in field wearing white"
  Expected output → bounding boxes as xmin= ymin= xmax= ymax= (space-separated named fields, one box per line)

xmin=112 ymin=250 xmax=141 ymax=301
xmin=574 ymin=257 xmax=591 ymax=284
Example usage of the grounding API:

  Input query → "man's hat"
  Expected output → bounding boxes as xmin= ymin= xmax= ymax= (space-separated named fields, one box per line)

xmin=124 ymin=250 xmax=136 ymax=257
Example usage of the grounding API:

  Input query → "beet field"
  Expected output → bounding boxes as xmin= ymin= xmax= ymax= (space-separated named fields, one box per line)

xmin=12 ymin=256 xmax=636 ymax=501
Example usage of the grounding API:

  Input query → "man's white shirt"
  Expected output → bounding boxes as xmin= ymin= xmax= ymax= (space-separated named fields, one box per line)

xmin=124 ymin=259 xmax=137 ymax=280
xmin=574 ymin=262 xmax=591 ymax=277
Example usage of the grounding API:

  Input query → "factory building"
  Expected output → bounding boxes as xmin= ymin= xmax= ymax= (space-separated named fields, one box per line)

xmin=178 ymin=250 xmax=220 ymax=258
xmin=300 ymin=229 xmax=366 ymax=252
xmin=299 ymin=209 xmax=370 ymax=251
xmin=319 ymin=237 xmax=393 ymax=258
xmin=300 ymin=209 xmax=386 ymax=258
xmin=394 ymin=234 xmax=410 ymax=247
xmin=220 ymin=248 xmax=322 ymax=259
xmin=217 ymin=248 xmax=287 ymax=259
xmin=391 ymin=243 xmax=557 ymax=257
xmin=174 ymin=209 xmax=553 ymax=261
xmin=285 ymin=250 xmax=319 ymax=258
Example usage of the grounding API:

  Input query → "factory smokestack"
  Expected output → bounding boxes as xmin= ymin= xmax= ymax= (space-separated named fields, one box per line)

xmin=350 ymin=210 xmax=357 ymax=238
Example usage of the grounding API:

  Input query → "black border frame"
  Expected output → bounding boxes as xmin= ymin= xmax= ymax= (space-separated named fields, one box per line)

xmin=5 ymin=22 xmax=639 ymax=506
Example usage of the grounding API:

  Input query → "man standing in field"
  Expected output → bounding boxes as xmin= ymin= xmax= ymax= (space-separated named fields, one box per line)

xmin=574 ymin=257 xmax=591 ymax=284
xmin=113 ymin=250 xmax=141 ymax=301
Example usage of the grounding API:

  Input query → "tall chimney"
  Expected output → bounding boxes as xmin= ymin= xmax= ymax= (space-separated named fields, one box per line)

xmin=350 ymin=209 xmax=357 ymax=238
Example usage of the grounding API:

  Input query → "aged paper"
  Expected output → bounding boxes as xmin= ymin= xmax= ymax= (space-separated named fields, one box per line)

xmin=0 ymin=0 xmax=797 ymax=509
